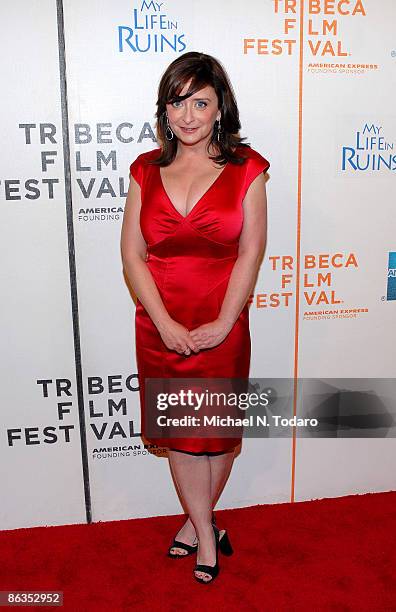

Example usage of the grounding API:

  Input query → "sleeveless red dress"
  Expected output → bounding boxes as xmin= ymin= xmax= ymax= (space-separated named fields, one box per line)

xmin=130 ymin=145 xmax=270 ymax=453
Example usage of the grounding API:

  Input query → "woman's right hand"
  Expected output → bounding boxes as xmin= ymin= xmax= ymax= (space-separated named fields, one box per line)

xmin=157 ymin=318 xmax=200 ymax=355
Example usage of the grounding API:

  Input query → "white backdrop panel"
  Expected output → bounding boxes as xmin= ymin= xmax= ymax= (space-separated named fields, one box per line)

xmin=0 ymin=0 xmax=394 ymax=530
xmin=0 ymin=0 xmax=86 ymax=529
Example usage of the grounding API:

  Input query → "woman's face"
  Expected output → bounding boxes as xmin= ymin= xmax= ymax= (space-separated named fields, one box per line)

xmin=166 ymin=80 xmax=221 ymax=148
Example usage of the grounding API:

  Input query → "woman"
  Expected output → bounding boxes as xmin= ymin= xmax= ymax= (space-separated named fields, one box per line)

xmin=120 ymin=51 xmax=269 ymax=584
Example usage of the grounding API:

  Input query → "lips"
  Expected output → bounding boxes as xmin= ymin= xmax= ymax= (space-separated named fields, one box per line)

xmin=180 ymin=127 xmax=199 ymax=133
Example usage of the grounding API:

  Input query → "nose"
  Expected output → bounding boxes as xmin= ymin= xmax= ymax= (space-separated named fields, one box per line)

xmin=182 ymin=103 xmax=194 ymax=124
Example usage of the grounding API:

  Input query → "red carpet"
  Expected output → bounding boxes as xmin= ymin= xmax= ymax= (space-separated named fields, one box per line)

xmin=1 ymin=491 xmax=395 ymax=611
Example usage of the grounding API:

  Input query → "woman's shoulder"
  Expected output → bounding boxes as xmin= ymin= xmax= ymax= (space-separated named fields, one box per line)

xmin=129 ymin=147 xmax=161 ymax=185
xmin=236 ymin=144 xmax=270 ymax=167
xmin=129 ymin=147 xmax=161 ymax=187
xmin=131 ymin=147 xmax=161 ymax=167
xmin=235 ymin=145 xmax=270 ymax=193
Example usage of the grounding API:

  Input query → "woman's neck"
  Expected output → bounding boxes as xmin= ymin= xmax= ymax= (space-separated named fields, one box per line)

xmin=175 ymin=137 xmax=219 ymax=162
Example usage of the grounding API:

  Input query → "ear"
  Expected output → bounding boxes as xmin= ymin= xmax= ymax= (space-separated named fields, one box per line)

xmin=216 ymin=112 xmax=221 ymax=122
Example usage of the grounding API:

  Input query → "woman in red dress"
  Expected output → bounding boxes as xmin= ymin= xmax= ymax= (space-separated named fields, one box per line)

xmin=121 ymin=52 xmax=269 ymax=584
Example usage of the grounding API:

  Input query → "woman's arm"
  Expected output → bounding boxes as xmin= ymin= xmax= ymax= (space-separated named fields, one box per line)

xmin=120 ymin=176 xmax=198 ymax=354
xmin=189 ymin=172 xmax=267 ymax=349
xmin=120 ymin=176 xmax=171 ymax=330
xmin=218 ymin=171 xmax=267 ymax=325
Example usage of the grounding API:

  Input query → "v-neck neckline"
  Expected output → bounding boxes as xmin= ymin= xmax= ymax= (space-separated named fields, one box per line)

xmin=159 ymin=161 xmax=229 ymax=220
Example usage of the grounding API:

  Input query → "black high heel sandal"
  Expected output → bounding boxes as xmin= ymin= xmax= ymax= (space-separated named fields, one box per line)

xmin=218 ymin=528 xmax=233 ymax=556
xmin=167 ymin=538 xmax=198 ymax=558
xmin=193 ymin=524 xmax=233 ymax=584
xmin=167 ymin=512 xmax=216 ymax=558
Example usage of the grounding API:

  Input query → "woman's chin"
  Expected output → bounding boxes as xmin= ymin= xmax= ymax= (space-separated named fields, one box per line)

xmin=175 ymin=130 xmax=210 ymax=147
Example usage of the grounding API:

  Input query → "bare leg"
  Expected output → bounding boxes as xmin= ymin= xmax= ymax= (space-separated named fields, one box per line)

xmin=209 ymin=450 xmax=235 ymax=508
xmin=168 ymin=449 xmax=236 ymax=581
xmin=168 ymin=450 xmax=212 ymax=581
xmin=169 ymin=449 xmax=235 ymax=552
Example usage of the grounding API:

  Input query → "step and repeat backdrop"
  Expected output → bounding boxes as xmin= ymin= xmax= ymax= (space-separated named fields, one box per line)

xmin=1 ymin=0 xmax=395 ymax=530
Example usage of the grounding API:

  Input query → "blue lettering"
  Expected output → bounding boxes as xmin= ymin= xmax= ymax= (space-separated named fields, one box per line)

xmin=118 ymin=26 xmax=136 ymax=52
xmin=133 ymin=8 xmax=144 ymax=29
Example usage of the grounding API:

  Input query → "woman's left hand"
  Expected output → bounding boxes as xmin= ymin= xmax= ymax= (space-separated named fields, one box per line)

xmin=189 ymin=317 xmax=234 ymax=350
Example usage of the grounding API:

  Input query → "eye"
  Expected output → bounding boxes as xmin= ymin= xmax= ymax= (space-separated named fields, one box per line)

xmin=171 ymin=101 xmax=183 ymax=108
xmin=195 ymin=101 xmax=207 ymax=108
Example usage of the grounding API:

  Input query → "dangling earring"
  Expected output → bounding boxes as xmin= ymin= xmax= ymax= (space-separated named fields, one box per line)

xmin=165 ymin=114 xmax=174 ymax=141
xmin=216 ymin=118 xmax=222 ymax=142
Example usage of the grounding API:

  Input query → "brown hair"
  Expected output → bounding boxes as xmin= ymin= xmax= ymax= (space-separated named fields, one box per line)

xmin=150 ymin=51 xmax=250 ymax=167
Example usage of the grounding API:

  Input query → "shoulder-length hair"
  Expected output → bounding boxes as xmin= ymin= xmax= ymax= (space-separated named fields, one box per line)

xmin=149 ymin=51 xmax=250 ymax=167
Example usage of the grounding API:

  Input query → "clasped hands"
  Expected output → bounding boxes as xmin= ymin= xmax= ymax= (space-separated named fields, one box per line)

xmin=158 ymin=316 xmax=234 ymax=355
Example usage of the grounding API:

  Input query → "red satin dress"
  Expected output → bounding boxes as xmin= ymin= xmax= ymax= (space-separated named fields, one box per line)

xmin=130 ymin=145 xmax=270 ymax=453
